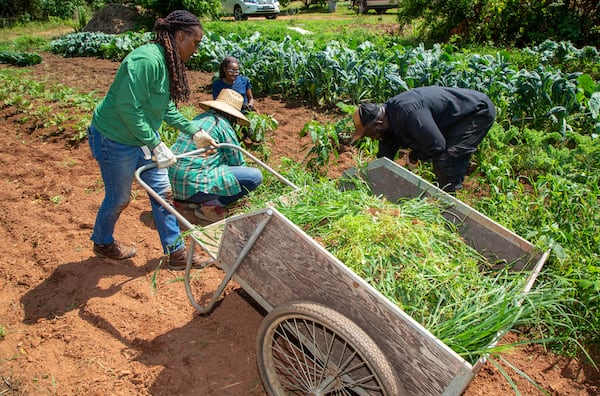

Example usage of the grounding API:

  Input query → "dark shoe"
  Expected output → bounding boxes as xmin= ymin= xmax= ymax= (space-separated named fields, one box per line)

xmin=167 ymin=248 xmax=204 ymax=271
xmin=93 ymin=241 xmax=137 ymax=260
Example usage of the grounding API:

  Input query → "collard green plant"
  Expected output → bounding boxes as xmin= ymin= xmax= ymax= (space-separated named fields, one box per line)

xmin=48 ymin=28 xmax=598 ymax=138
xmin=50 ymin=31 xmax=114 ymax=57
xmin=0 ymin=50 xmax=42 ymax=66
xmin=100 ymin=31 xmax=153 ymax=61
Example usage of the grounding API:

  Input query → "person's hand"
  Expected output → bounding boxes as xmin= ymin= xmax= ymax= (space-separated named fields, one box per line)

xmin=193 ymin=130 xmax=217 ymax=150
xmin=152 ymin=142 xmax=177 ymax=168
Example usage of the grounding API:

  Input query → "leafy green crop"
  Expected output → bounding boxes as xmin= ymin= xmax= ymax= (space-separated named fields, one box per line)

xmin=49 ymin=31 xmax=114 ymax=57
xmin=0 ymin=50 xmax=41 ymax=66
xmin=48 ymin=28 xmax=599 ymax=138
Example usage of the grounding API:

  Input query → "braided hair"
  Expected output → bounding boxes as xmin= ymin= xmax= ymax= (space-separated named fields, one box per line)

xmin=153 ymin=10 xmax=202 ymax=104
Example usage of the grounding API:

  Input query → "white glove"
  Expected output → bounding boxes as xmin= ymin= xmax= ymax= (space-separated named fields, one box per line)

xmin=193 ymin=130 xmax=217 ymax=149
xmin=141 ymin=145 xmax=152 ymax=160
xmin=152 ymin=142 xmax=177 ymax=168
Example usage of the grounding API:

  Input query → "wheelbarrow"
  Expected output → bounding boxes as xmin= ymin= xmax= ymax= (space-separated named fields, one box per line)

xmin=135 ymin=146 xmax=549 ymax=395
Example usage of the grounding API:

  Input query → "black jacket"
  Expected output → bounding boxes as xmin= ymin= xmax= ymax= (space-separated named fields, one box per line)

xmin=378 ymin=86 xmax=495 ymax=162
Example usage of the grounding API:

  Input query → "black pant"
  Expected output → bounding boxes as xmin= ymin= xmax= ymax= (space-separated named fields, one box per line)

xmin=432 ymin=100 xmax=495 ymax=192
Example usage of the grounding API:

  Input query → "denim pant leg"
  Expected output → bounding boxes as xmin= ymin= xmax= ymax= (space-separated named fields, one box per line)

xmin=88 ymin=125 xmax=183 ymax=253
xmin=140 ymin=165 xmax=184 ymax=253
xmin=186 ymin=166 xmax=263 ymax=206
xmin=88 ymin=125 xmax=138 ymax=245
xmin=218 ymin=166 xmax=263 ymax=206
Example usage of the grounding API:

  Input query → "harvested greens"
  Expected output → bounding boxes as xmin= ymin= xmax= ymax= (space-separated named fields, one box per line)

xmin=262 ymin=177 xmax=537 ymax=364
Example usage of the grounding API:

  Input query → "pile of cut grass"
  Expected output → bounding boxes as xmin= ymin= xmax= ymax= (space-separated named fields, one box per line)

xmin=242 ymin=170 xmax=572 ymax=364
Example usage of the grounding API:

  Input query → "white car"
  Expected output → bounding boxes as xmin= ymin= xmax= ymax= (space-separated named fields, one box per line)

xmin=222 ymin=0 xmax=280 ymax=20
xmin=352 ymin=0 xmax=399 ymax=14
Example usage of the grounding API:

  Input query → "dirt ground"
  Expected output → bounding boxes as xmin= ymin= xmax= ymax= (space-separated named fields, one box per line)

xmin=0 ymin=53 xmax=598 ymax=395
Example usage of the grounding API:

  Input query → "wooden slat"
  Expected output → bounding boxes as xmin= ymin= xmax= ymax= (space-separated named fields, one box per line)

xmin=208 ymin=158 xmax=546 ymax=395
xmin=218 ymin=210 xmax=468 ymax=396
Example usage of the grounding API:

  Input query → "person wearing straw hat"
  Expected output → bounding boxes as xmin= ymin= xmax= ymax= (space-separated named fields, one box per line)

xmin=212 ymin=56 xmax=255 ymax=114
xmin=352 ymin=86 xmax=496 ymax=193
xmin=169 ymin=89 xmax=263 ymax=222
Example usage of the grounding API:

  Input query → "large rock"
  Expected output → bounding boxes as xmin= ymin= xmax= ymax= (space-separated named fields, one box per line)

xmin=83 ymin=3 xmax=142 ymax=34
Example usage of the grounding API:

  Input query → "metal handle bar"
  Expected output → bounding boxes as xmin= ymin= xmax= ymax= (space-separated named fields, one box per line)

xmin=134 ymin=143 xmax=298 ymax=313
xmin=134 ymin=143 xmax=298 ymax=232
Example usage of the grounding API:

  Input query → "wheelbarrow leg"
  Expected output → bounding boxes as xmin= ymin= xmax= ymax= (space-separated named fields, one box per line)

xmin=183 ymin=211 xmax=274 ymax=314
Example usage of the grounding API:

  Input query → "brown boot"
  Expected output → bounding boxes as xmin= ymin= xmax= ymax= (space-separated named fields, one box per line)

xmin=167 ymin=248 xmax=204 ymax=271
xmin=93 ymin=241 xmax=137 ymax=260
xmin=194 ymin=204 xmax=228 ymax=222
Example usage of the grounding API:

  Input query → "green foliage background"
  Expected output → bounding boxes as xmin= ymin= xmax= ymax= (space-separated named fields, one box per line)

xmin=2 ymin=0 xmax=600 ymax=46
xmin=398 ymin=0 xmax=600 ymax=47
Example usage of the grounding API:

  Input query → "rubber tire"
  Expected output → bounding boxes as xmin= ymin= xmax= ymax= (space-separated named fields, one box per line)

xmin=358 ymin=0 xmax=369 ymax=14
xmin=257 ymin=301 xmax=400 ymax=396
xmin=233 ymin=5 xmax=244 ymax=21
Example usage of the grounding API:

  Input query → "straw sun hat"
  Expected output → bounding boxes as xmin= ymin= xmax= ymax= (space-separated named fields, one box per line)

xmin=199 ymin=89 xmax=250 ymax=126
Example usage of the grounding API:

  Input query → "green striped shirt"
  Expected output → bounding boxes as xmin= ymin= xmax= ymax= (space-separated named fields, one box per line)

xmin=169 ymin=111 xmax=245 ymax=200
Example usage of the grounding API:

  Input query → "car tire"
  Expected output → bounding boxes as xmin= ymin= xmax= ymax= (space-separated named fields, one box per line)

xmin=358 ymin=0 xmax=368 ymax=14
xmin=266 ymin=14 xmax=277 ymax=19
xmin=233 ymin=5 xmax=244 ymax=21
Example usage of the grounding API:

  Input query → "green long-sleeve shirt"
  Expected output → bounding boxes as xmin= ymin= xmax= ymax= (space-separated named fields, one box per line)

xmin=92 ymin=43 xmax=197 ymax=149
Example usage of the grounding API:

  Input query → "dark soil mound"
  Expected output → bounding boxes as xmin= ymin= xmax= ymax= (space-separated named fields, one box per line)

xmin=83 ymin=3 xmax=142 ymax=34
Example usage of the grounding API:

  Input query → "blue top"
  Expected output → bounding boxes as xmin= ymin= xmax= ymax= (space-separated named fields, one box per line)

xmin=212 ymin=75 xmax=252 ymax=105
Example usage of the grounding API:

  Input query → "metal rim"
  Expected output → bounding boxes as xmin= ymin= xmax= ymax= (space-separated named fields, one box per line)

xmin=257 ymin=301 xmax=400 ymax=395
xmin=234 ymin=5 xmax=244 ymax=21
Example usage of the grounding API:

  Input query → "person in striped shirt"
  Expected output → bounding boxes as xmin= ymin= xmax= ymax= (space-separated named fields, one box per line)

xmin=169 ymin=89 xmax=263 ymax=222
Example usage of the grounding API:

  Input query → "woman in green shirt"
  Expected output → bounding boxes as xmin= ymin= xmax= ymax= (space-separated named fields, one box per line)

xmin=87 ymin=10 xmax=215 ymax=270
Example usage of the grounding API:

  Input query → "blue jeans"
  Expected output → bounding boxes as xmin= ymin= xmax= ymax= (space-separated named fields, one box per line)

xmin=87 ymin=125 xmax=183 ymax=254
xmin=187 ymin=166 xmax=263 ymax=206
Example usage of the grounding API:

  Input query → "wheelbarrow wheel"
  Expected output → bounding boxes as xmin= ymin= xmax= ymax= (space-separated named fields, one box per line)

xmin=257 ymin=301 xmax=400 ymax=395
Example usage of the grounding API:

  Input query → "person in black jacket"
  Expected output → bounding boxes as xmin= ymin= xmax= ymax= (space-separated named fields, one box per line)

xmin=352 ymin=86 xmax=496 ymax=192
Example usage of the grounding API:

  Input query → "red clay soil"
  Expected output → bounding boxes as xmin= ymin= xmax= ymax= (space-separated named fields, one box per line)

xmin=0 ymin=53 xmax=598 ymax=395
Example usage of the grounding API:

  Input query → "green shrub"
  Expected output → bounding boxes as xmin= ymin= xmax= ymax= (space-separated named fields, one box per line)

xmin=135 ymin=0 xmax=222 ymax=19
xmin=1 ymin=0 xmax=84 ymax=22
xmin=397 ymin=0 xmax=599 ymax=47
xmin=0 ymin=50 xmax=42 ymax=66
